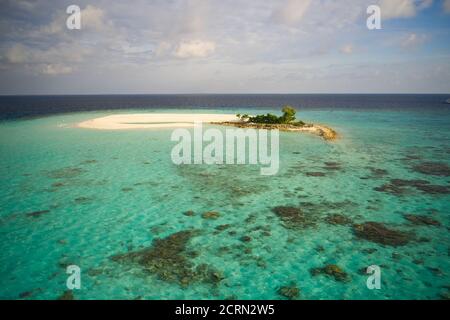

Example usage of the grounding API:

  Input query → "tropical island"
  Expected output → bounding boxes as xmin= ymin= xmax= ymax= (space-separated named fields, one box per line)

xmin=213 ymin=106 xmax=338 ymax=141
xmin=76 ymin=107 xmax=337 ymax=141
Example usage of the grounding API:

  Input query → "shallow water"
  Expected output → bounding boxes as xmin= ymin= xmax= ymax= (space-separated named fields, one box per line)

xmin=0 ymin=107 xmax=449 ymax=300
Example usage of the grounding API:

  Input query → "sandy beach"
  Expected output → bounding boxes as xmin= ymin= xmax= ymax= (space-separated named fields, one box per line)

xmin=77 ymin=113 xmax=337 ymax=140
xmin=77 ymin=113 xmax=240 ymax=130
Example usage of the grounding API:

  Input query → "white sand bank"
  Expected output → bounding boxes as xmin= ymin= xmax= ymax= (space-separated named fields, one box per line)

xmin=77 ymin=113 xmax=240 ymax=130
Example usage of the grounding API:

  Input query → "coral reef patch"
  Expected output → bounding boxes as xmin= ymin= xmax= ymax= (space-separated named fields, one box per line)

xmin=26 ymin=210 xmax=50 ymax=218
xmin=374 ymin=179 xmax=449 ymax=195
xmin=403 ymin=214 xmax=441 ymax=227
xmin=412 ymin=162 xmax=450 ymax=177
xmin=325 ymin=214 xmax=352 ymax=226
xmin=310 ymin=264 xmax=350 ymax=282
xmin=353 ymin=222 xmax=414 ymax=246
xmin=271 ymin=206 xmax=317 ymax=229
xmin=111 ymin=230 xmax=224 ymax=287
xmin=277 ymin=285 xmax=300 ymax=299
xmin=202 ymin=211 xmax=220 ymax=220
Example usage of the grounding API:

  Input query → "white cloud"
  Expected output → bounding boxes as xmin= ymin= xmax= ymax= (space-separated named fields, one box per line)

xmin=154 ymin=42 xmax=172 ymax=58
xmin=5 ymin=44 xmax=29 ymax=63
xmin=0 ymin=0 xmax=448 ymax=94
xmin=2 ymin=42 xmax=90 ymax=76
xmin=40 ymin=15 xmax=65 ymax=35
xmin=41 ymin=64 xmax=73 ymax=75
xmin=272 ymin=0 xmax=312 ymax=26
xmin=11 ymin=0 xmax=37 ymax=11
xmin=400 ymin=33 xmax=427 ymax=47
xmin=178 ymin=0 xmax=210 ymax=34
xmin=417 ymin=0 xmax=433 ymax=10
xmin=121 ymin=45 xmax=152 ymax=55
xmin=174 ymin=40 xmax=216 ymax=58
xmin=81 ymin=5 xmax=110 ymax=31
xmin=379 ymin=0 xmax=433 ymax=19
xmin=340 ymin=44 xmax=354 ymax=54
xmin=444 ymin=0 xmax=450 ymax=13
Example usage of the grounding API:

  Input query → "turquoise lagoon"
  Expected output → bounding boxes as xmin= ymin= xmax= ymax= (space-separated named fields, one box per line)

xmin=0 ymin=108 xmax=449 ymax=300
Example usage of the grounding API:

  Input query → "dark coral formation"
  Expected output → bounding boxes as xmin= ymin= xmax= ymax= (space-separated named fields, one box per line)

xmin=261 ymin=231 xmax=271 ymax=237
xmin=414 ymin=184 xmax=449 ymax=194
xmin=133 ymin=181 xmax=155 ymax=187
xmin=51 ymin=182 xmax=65 ymax=188
xmin=202 ymin=211 xmax=220 ymax=219
xmin=111 ymin=230 xmax=196 ymax=282
xmin=74 ymin=197 xmax=93 ymax=204
xmin=310 ymin=264 xmax=350 ymax=282
xmin=80 ymin=159 xmax=97 ymax=165
xmin=403 ymin=214 xmax=441 ymax=227
xmin=111 ymin=230 xmax=224 ymax=286
xmin=244 ymin=213 xmax=257 ymax=224
xmin=353 ymin=222 xmax=413 ymax=246
xmin=19 ymin=291 xmax=31 ymax=298
xmin=427 ymin=267 xmax=443 ymax=276
xmin=271 ymin=200 xmax=356 ymax=230
xmin=26 ymin=210 xmax=50 ymax=218
xmin=374 ymin=178 xmax=449 ymax=195
xmin=362 ymin=248 xmax=377 ymax=254
xmin=401 ymin=153 xmax=422 ymax=162
xmin=412 ymin=162 xmax=450 ymax=177
xmin=440 ymin=292 xmax=450 ymax=300
xmin=57 ymin=290 xmax=74 ymax=300
xmin=305 ymin=172 xmax=326 ymax=177
xmin=391 ymin=179 xmax=429 ymax=187
xmin=323 ymin=162 xmax=342 ymax=171
xmin=277 ymin=285 xmax=300 ymax=300
xmin=46 ymin=167 xmax=85 ymax=179
xmin=271 ymin=206 xmax=317 ymax=229
xmin=368 ymin=167 xmax=389 ymax=178
xmin=374 ymin=183 xmax=407 ymax=195
xmin=325 ymin=214 xmax=352 ymax=226
xmin=299 ymin=200 xmax=356 ymax=212
xmin=193 ymin=263 xmax=225 ymax=284
xmin=215 ymin=224 xmax=231 ymax=231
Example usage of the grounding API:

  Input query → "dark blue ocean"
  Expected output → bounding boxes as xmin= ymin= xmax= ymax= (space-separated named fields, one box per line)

xmin=1 ymin=94 xmax=449 ymax=120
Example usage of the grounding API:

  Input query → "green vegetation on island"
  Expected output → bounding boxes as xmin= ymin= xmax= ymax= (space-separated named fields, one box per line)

xmin=236 ymin=106 xmax=305 ymax=126
xmin=214 ymin=105 xmax=337 ymax=141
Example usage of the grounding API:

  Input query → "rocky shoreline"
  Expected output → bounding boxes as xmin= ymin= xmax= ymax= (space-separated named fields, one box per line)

xmin=211 ymin=121 xmax=338 ymax=141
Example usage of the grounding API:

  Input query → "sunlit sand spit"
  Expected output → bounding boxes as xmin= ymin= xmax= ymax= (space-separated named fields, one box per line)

xmin=77 ymin=113 xmax=240 ymax=130
xmin=77 ymin=113 xmax=337 ymax=140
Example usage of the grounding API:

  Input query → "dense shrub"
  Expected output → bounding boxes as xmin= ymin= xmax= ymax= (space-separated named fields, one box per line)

xmin=237 ymin=105 xmax=305 ymax=126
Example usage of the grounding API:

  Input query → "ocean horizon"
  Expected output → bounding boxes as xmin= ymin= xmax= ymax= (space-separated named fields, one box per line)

xmin=1 ymin=94 xmax=449 ymax=120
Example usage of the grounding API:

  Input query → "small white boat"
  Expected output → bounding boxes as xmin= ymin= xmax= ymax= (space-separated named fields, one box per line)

xmin=446 ymin=98 xmax=450 ymax=104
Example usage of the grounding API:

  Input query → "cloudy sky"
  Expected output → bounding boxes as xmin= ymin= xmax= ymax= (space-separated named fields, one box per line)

xmin=0 ymin=0 xmax=449 ymax=94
